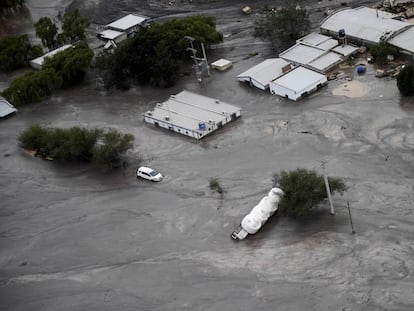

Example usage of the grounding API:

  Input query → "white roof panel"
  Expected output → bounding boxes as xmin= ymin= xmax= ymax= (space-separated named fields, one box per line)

xmin=0 ymin=98 xmax=17 ymax=117
xmin=107 ymin=14 xmax=149 ymax=31
xmin=99 ymin=29 xmax=125 ymax=40
xmin=320 ymin=7 xmax=408 ymax=44
xmin=332 ymin=44 xmax=359 ymax=57
xmin=273 ymin=67 xmax=327 ymax=93
xmin=279 ymin=44 xmax=326 ymax=65
xmin=237 ymin=58 xmax=291 ymax=86
xmin=388 ymin=25 xmax=414 ymax=53
xmin=211 ymin=59 xmax=232 ymax=67
xmin=308 ymin=52 xmax=343 ymax=72
xmin=30 ymin=44 xmax=73 ymax=67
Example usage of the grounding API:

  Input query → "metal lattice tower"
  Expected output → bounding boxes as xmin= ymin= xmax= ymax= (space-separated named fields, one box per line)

xmin=185 ymin=36 xmax=210 ymax=82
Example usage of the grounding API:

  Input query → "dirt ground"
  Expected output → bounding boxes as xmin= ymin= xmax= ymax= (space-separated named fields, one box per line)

xmin=1 ymin=1 xmax=414 ymax=310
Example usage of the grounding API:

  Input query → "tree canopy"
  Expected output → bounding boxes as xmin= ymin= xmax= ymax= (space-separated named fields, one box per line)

xmin=61 ymin=9 xmax=89 ymax=42
xmin=95 ymin=15 xmax=222 ymax=89
xmin=0 ymin=0 xmax=24 ymax=13
xmin=369 ymin=39 xmax=398 ymax=65
xmin=1 ymin=42 xmax=93 ymax=106
xmin=34 ymin=17 xmax=59 ymax=50
xmin=18 ymin=124 xmax=134 ymax=168
xmin=254 ymin=4 xmax=310 ymax=53
xmin=397 ymin=65 xmax=414 ymax=96
xmin=272 ymin=168 xmax=347 ymax=217
xmin=0 ymin=35 xmax=42 ymax=71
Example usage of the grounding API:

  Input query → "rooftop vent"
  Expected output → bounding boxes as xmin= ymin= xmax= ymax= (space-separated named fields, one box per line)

xmin=215 ymin=99 xmax=220 ymax=104
xmin=165 ymin=116 xmax=170 ymax=121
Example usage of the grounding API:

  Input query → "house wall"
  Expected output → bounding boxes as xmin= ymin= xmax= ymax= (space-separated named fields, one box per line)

xmin=144 ymin=116 xmax=212 ymax=139
xmin=269 ymin=77 xmax=327 ymax=101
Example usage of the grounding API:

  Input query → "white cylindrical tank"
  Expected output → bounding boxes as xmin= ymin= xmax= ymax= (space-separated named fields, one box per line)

xmin=240 ymin=187 xmax=284 ymax=234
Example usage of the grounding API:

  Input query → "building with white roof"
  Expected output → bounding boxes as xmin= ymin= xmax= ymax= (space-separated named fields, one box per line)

xmin=237 ymin=58 xmax=292 ymax=90
xmin=388 ymin=25 xmax=414 ymax=60
xmin=269 ymin=66 xmax=328 ymax=101
xmin=320 ymin=7 xmax=408 ymax=46
xmin=211 ymin=59 xmax=233 ymax=71
xmin=0 ymin=97 xmax=17 ymax=118
xmin=106 ymin=14 xmax=150 ymax=36
xmin=29 ymin=44 xmax=73 ymax=70
xmin=98 ymin=29 xmax=127 ymax=44
xmin=143 ymin=90 xmax=241 ymax=139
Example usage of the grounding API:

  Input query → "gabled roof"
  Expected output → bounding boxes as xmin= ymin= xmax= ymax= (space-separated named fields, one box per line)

xmin=237 ymin=58 xmax=291 ymax=86
xmin=107 ymin=14 xmax=149 ymax=31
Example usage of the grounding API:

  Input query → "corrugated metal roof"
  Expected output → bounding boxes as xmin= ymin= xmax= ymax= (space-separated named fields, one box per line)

xmin=236 ymin=58 xmax=290 ymax=87
xmin=308 ymin=52 xmax=343 ymax=72
xmin=107 ymin=14 xmax=149 ymax=31
xmin=279 ymin=44 xmax=326 ymax=65
xmin=99 ymin=29 xmax=125 ymax=40
xmin=0 ymin=98 xmax=17 ymax=118
xmin=143 ymin=91 xmax=241 ymax=133
xmin=388 ymin=25 xmax=414 ymax=54
xmin=320 ymin=7 xmax=408 ymax=43
xmin=272 ymin=67 xmax=326 ymax=93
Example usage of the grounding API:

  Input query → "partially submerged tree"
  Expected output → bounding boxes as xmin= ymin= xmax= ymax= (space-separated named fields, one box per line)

xmin=34 ymin=17 xmax=59 ymax=50
xmin=61 ymin=9 xmax=89 ymax=42
xmin=370 ymin=39 xmax=398 ymax=65
xmin=18 ymin=125 xmax=134 ymax=168
xmin=397 ymin=65 xmax=414 ymax=96
xmin=272 ymin=168 xmax=347 ymax=217
xmin=0 ymin=35 xmax=42 ymax=71
xmin=254 ymin=4 xmax=310 ymax=53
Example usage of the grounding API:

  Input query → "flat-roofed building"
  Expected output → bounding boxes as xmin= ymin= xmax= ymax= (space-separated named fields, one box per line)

xmin=29 ymin=44 xmax=73 ymax=70
xmin=106 ymin=14 xmax=150 ymax=36
xmin=237 ymin=58 xmax=292 ymax=90
xmin=269 ymin=66 xmax=327 ymax=101
xmin=98 ymin=29 xmax=127 ymax=44
xmin=143 ymin=90 xmax=241 ymax=139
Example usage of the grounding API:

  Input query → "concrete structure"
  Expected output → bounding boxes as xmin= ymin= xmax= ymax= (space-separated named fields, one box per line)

xmin=388 ymin=25 xmax=414 ymax=60
xmin=320 ymin=7 xmax=408 ymax=46
xmin=211 ymin=59 xmax=233 ymax=71
xmin=29 ymin=44 xmax=74 ymax=70
xmin=0 ymin=97 xmax=17 ymax=118
xmin=106 ymin=14 xmax=150 ymax=36
xmin=143 ymin=90 xmax=241 ymax=139
xmin=269 ymin=66 xmax=328 ymax=101
xmin=237 ymin=58 xmax=292 ymax=90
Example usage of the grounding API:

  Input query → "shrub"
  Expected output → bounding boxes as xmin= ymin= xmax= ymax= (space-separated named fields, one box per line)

xmin=272 ymin=168 xmax=347 ymax=217
xmin=397 ymin=65 xmax=414 ymax=96
xmin=0 ymin=35 xmax=43 ymax=71
xmin=209 ymin=177 xmax=224 ymax=194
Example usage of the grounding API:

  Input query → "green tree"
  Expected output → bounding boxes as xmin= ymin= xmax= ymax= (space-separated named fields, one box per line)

xmin=272 ymin=168 xmax=347 ymax=217
xmin=92 ymin=130 xmax=134 ymax=169
xmin=0 ymin=0 xmax=24 ymax=13
xmin=34 ymin=17 xmax=58 ymax=50
xmin=397 ymin=65 xmax=414 ymax=96
xmin=0 ymin=35 xmax=42 ymax=71
xmin=94 ymin=15 xmax=222 ymax=89
xmin=370 ymin=39 xmax=398 ymax=65
xmin=61 ymin=9 xmax=89 ymax=43
xmin=254 ymin=4 xmax=310 ymax=53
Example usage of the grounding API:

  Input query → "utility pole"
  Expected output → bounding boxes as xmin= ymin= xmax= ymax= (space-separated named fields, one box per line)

xmin=185 ymin=36 xmax=210 ymax=83
xmin=347 ymin=201 xmax=355 ymax=234
xmin=321 ymin=160 xmax=335 ymax=215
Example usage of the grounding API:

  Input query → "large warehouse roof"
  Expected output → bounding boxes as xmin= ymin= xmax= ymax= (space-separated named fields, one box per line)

xmin=388 ymin=25 xmax=414 ymax=55
xmin=320 ymin=7 xmax=408 ymax=44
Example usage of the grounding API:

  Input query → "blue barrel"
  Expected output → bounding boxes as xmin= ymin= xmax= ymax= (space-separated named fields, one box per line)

xmin=357 ymin=65 xmax=366 ymax=74
xmin=198 ymin=122 xmax=206 ymax=130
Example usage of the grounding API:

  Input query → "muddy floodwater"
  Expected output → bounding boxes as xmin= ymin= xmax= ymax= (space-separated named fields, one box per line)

xmin=1 ymin=1 xmax=414 ymax=310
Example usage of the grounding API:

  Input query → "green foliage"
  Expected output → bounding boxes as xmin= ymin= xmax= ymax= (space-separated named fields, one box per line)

xmin=1 ymin=43 xmax=93 ymax=105
xmin=43 ymin=42 xmax=94 ymax=87
xmin=254 ymin=5 xmax=310 ymax=53
xmin=1 ymin=68 xmax=61 ymax=106
xmin=18 ymin=125 xmax=134 ymax=168
xmin=92 ymin=130 xmax=134 ymax=169
xmin=34 ymin=17 xmax=59 ymax=50
xmin=272 ymin=168 xmax=347 ymax=217
xmin=397 ymin=65 xmax=414 ymax=96
xmin=209 ymin=178 xmax=224 ymax=194
xmin=61 ymin=9 xmax=89 ymax=43
xmin=95 ymin=15 xmax=222 ymax=89
xmin=0 ymin=35 xmax=43 ymax=71
xmin=370 ymin=40 xmax=398 ymax=65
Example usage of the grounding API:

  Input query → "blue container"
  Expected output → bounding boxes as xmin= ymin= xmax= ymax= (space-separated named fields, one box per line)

xmin=198 ymin=122 xmax=206 ymax=131
xmin=357 ymin=65 xmax=366 ymax=74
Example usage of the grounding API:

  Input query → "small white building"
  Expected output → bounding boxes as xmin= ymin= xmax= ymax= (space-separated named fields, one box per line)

xmin=237 ymin=58 xmax=292 ymax=90
xmin=143 ymin=90 xmax=241 ymax=139
xmin=0 ymin=97 xmax=17 ymax=118
xmin=29 ymin=44 xmax=74 ymax=70
xmin=106 ymin=14 xmax=150 ymax=36
xmin=98 ymin=29 xmax=127 ymax=44
xmin=269 ymin=66 xmax=327 ymax=101
xmin=211 ymin=59 xmax=233 ymax=71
